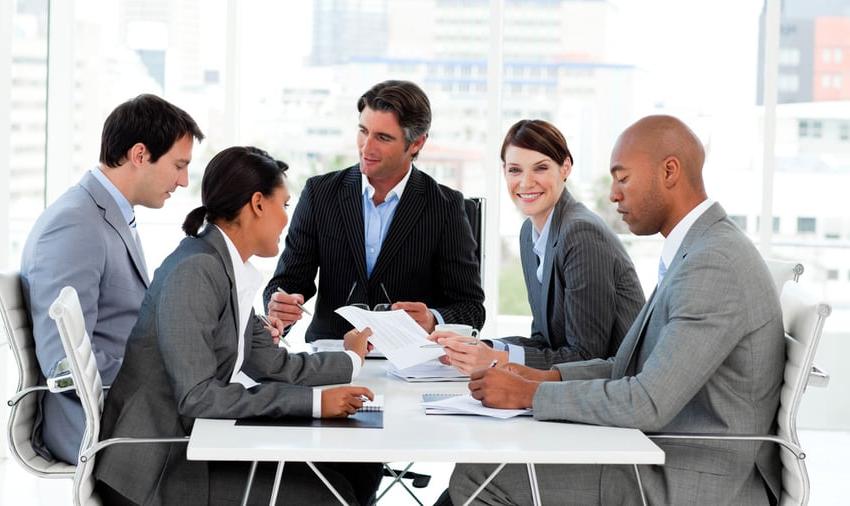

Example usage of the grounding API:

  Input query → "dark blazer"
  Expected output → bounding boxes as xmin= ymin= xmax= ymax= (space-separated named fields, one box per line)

xmin=95 ymin=226 xmax=354 ymax=506
xmin=264 ymin=165 xmax=485 ymax=341
xmin=21 ymin=171 xmax=149 ymax=463
xmin=500 ymin=190 xmax=645 ymax=369
xmin=534 ymin=203 xmax=785 ymax=505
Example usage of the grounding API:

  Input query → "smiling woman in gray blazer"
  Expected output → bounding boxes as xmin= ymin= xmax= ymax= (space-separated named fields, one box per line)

xmin=93 ymin=147 xmax=382 ymax=506
xmin=434 ymin=120 xmax=645 ymax=371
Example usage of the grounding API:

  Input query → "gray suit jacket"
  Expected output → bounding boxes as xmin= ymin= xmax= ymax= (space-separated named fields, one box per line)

xmin=20 ymin=171 xmax=149 ymax=464
xmin=95 ymin=226 xmax=355 ymax=506
xmin=533 ymin=203 xmax=785 ymax=505
xmin=500 ymin=191 xmax=644 ymax=369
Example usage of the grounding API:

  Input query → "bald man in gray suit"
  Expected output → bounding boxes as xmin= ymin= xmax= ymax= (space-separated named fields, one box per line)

xmin=450 ymin=115 xmax=784 ymax=506
xmin=21 ymin=95 xmax=203 ymax=464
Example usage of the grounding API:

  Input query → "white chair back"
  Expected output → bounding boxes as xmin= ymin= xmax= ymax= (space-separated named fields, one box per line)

xmin=1 ymin=271 xmax=75 ymax=477
xmin=49 ymin=286 xmax=103 ymax=506
xmin=763 ymin=258 xmax=804 ymax=293
xmin=777 ymin=281 xmax=831 ymax=506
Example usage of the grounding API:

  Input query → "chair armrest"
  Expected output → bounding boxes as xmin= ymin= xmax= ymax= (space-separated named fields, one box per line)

xmin=646 ymin=433 xmax=805 ymax=460
xmin=79 ymin=436 xmax=190 ymax=462
xmin=7 ymin=385 xmax=51 ymax=406
xmin=807 ymin=365 xmax=829 ymax=388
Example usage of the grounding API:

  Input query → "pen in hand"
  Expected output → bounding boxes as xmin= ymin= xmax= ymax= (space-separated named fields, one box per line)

xmin=257 ymin=314 xmax=290 ymax=348
xmin=276 ymin=287 xmax=312 ymax=316
xmin=489 ymin=359 xmax=499 ymax=368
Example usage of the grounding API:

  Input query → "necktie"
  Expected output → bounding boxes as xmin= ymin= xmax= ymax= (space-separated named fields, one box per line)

xmin=129 ymin=214 xmax=149 ymax=281
xmin=657 ymin=257 xmax=667 ymax=285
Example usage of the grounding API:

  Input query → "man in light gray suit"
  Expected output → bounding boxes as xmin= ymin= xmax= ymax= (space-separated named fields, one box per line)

xmin=20 ymin=94 xmax=204 ymax=464
xmin=449 ymin=115 xmax=785 ymax=505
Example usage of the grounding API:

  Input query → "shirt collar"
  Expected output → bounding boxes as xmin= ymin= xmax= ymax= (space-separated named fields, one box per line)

xmin=531 ymin=210 xmax=555 ymax=259
xmin=214 ymin=225 xmax=263 ymax=295
xmin=660 ymin=199 xmax=714 ymax=269
xmin=91 ymin=166 xmax=135 ymax=225
xmin=361 ymin=165 xmax=412 ymax=203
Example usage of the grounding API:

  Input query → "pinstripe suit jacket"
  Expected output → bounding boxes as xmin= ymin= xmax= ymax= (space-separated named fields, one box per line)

xmin=95 ymin=226 xmax=354 ymax=505
xmin=264 ymin=165 xmax=485 ymax=342
xmin=533 ymin=203 xmax=784 ymax=505
xmin=500 ymin=190 xmax=644 ymax=369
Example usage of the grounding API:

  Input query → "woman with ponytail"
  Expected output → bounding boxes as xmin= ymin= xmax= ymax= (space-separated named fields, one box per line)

xmin=94 ymin=146 xmax=382 ymax=505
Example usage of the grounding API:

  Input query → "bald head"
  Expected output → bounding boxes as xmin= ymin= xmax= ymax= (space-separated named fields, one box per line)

xmin=609 ymin=115 xmax=709 ymax=237
xmin=617 ymin=115 xmax=706 ymax=190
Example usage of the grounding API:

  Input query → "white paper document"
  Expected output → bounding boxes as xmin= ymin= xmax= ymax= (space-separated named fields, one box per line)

xmin=334 ymin=306 xmax=445 ymax=370
xmin=311 ymin=339 xmax=386 ymax=359
xmin=421 ymin=393 xmax=532 ymax=419
xmin=388 ymin=360 xmax=468 ymax=382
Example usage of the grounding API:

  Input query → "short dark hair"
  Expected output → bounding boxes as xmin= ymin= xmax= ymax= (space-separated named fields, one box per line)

xmin=99 ymin=94 xmax=205 ymax=167
xmin=500 ymin=119 xmax=574 ymax=166
xmin=182 ymin=146 xmax=288 ymax=237
xmin=357 ymin=80 xmax=431 ymax=159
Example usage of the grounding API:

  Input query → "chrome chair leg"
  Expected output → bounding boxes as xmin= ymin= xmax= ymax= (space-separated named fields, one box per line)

xmin=376 ymin=463 xmax=422 ymax=505
xmin=306 ymin=461 xmax=350 ymax=505
xmin=527 ymin=463 xmax=542 ymax=506
xmin=240 ymin=461 xmax=258 ymax=506
xmin=633 ymin=464 xmax=648 ymax=506
xmin=269 ymin=461 xmax=285 ymax=506
xmin=462 ymin=462 xmax=506 ymax=506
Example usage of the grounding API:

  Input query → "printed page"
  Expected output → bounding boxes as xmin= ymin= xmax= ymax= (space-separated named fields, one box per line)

xmin=335 ymin=306 xmax=445 ymax=369
xmin=388 ymin=360 xmax=468 ymax=381
xmin=422 ymin=393 xmax=532 ymax=419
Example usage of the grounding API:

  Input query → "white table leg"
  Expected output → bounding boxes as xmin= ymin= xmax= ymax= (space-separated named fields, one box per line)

xmin=527 ymin=463 xmax=542 ymax=506
xmin=306 ymin=461 xmax=349 ymax=505
xmin=268 ymin=461 xmax=285 ymax=506
xmin=462 ymin=462 xmax=507 ymax=506
xmin=240 ymin=461 xmax=258 ymax=506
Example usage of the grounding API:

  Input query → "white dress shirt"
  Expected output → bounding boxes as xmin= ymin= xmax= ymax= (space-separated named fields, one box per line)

xmin=658 ymin=199 xmax=714 ymax=284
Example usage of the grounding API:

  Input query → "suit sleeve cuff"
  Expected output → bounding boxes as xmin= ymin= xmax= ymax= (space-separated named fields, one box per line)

xmin=506 ymin=344 xmax=525 ymax=365
xmin=489 ymin=339 xmax=506 ymax=351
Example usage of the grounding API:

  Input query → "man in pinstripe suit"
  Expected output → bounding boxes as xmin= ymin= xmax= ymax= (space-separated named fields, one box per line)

xmin=264 ymin=80 xmax=485 ymax=343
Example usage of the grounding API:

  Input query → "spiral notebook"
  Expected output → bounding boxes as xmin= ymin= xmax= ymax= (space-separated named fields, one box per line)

xmin=236 ymin=395 xmax=384 ymax=429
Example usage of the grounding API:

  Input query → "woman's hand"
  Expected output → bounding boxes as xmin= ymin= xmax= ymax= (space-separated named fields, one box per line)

xmin=343 ymin=327 xmax=372 ymax=362
xmin=428 ymin=331 xmax=508 ymax=375
xmin=320 ymin=386 xmax=374 ymax=417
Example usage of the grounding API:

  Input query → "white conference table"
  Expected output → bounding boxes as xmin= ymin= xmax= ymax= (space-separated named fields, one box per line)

xmin=188 ymin=360 xmax=664 ymax=505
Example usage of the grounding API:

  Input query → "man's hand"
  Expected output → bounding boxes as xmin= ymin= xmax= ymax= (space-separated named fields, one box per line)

xmin=503 ymin=362 xmax=562 ymax=382
xmin=428 ymin=331 xmax=507 ymax=374
xmin=468 ymin=367 xmax=540 ymax=409
xmin=392 ymin=301 xmax=436 ymax=332
xmin=343 ymin=327 xmax=372 ymax=362
xmin=259 ymin=315 xmax=288 ymax=345
xmin=267 ymin=291 xmax=305 ymax=328
xmin=320 ymin=386 xmax=374 ymax=417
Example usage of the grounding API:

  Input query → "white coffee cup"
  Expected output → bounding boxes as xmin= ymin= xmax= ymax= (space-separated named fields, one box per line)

xmin=434 ymin=323 xmax=479 ymax=339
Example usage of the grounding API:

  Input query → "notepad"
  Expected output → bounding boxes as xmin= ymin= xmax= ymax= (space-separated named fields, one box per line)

xmin=421 ymin=393 xmax=532 ymax=419
xmin=359 ymin=394 xmax=384 ymax=412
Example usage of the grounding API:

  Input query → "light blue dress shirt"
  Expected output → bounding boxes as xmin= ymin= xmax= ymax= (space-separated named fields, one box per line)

xmin=491 ymin=211 xmax=555 ymax=364
xmin=360 ymin=168 xmax=444 ymax=325
xmin=91 ymin=167 xmax=135 ymax=226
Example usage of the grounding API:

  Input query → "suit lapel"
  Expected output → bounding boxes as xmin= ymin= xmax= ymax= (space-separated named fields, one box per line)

xmin=202 ymin=226 xmax=240 ymax=338
xmin=337 ymin=168 xmax=368 ymax=283
xmin=370 ymin=167 xmax=426 ymax=281
xmin=519 ymin=221 xmax=545 ymax=336
xmin=537 ymin=191 xmax=573 ymax=344
xmin=616 ymin=203 xmax=728 ymax=376
xmin=81 ymin=172 xmax=150 ymax=287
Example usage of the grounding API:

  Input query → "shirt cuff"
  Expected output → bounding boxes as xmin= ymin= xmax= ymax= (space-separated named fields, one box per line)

xmin=489 ymin=339 xmax=507 ymax=351
xmin=431 ymin=309 xmax=445 ymax=326
xmin=345 ymin=350 xmax=362 ymax=379
xmin=312 ymin=388 xmax=322 ymax=418
xmin=506 ymin=344 xmax=526 ymax=365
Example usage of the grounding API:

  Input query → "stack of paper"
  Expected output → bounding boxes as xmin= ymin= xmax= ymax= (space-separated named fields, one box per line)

xmin=388 ymin=360 xmax=468 ymax=382
xmin=421 ymin=393 xmax=533 ymax=419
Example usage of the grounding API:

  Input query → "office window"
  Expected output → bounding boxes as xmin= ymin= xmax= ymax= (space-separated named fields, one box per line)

xmin=798 ymin=119 xmax=809 ymax=138
xmin=826 ymin=269 xmax=839 ymax=281
xmin=797 ymin=217 xmax=816 ymax=234
xmin=756 ymin=216 xmax=780 ymax=234
xmin=812 ymin=120 xmax=823 ymax=138
xmin=778 ymin=47 xmax=800 ymax=66
xmin=778 ymin=73 xmax=799 ymax=93
xmin=823 ymin=48 xmax=832 ymax=63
